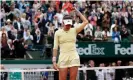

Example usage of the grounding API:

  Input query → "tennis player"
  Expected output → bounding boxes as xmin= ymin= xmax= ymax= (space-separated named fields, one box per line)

xmin=52 ymin=7 xmax=88 ymax=80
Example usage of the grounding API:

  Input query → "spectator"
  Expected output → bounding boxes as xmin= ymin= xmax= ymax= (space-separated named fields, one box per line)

xmin=102 ymin=27 xmax=110 ymax=41
xmin=94 ymin=26 xmax=103 ymax=41
xmin=127 ymin=6 xmax=132 ymax=31
xmin=129 ymin=61 xmax=133 ymax=66
xmin=0 ymin=27 xmax=8 ymax=38
xmin=1 ymin=33 xmax=8 ymax=47
xmin=13 ymin=17 xmax=23 ymax=39
xmin=77 ymin=33 xmax=84 ymax=41
xmin=121 ymin=7 xmax=128 ymax=25
xmin=105 ymin=63 xmax=115 ymax=80
xmin=1 ymin=1 xmax=10 ymax=13
xmin=13 ymin=17 xmax=24 ymax=32
xmin=110 ymin=19 xmax=119 ymax=36
xmin=40 ymin=1 xmax=48 ymax=13
xmin=25 ymin=16 xmax=31 ymax=31
xmin=82 ymin=62 xmax=87 ymax=80
xmin=88 ymin=11 xmax=97 ymax=27
xmin=18 ymin=1 xmax=27 ymax=13
xmin=86 ymin=60 xmax=97 ymax=80
xmin=120 ymin=25 xmax=130 ymax=42
xmin=126 ymin=61 xmax=133 ymax=77
xmin=6 ymin=39 xmax=15 ymax=58
xmin=112 ymin=62 xmax=116 ymax=67
xmin=46 ymin=22 xmax=54 ymax=44
xmin=111 ymin=8 xmax=119 ymax=23
xmin=115 ymin=60 xmax=125 ymax=80
xmin=13 ymin=38 xmax=27 ymax=58
xmin=74 ymin=17 xmax=81 ymax=28
xmin=61 ymin=8 xmax=69 ymax=15
xmin=4 ymin=19 xmax=13 ymax=32
xmin=84 ymin=31 xmax=93 ymax=41
xmin=39 ymin=13 xmax=48 ymax=35
xmin=46 ymin=7 xmax=55 ymax=22
xmin=7 ymin=30 xmax=16 ymax=40
xmin=1 ymin=33 xmax=8 ymax=58
xmin=11 ymin=29 xmax=18 ymax=40
xmin=96 ymin=7 xmax=103 ymax=27
xmin=7 ymin=2 xmax=21 ymax=20
xmin=33 ymin=29 xmax=44 ymax=45
xmin=102 ymin=13 xmax=110 ymax=29
xmin=21 ymin=13 xmax=28 ymax=29
xmin=33 ymin=9 xmax=42 ymax=24
xmin=23 ymin=29 xmax=33 ymax=49
xmin=62 ymin=1 xmax=73 ymax=14
xmin=131 ymin=13 xmax=133 ymax=34
xmin=0 ymin=64 xmax=8 ymax=80
xmin=46 ymin=22 xmax=55 ymax=37
xmin=0 ymin=8 xmax=6 ymax=27
xmin=11 ymin=2 xmax=21 ymax=18
xmin=95 ymin=63 xmax=105 ymax=80
xmin=112 ymin=27 xmax=121 ymax=43
xmin=117 ymin=7 xmax=122 ymax=26
xmin=117 ymin=60 xmax=122 ymax=66
xmin=31 ymin=23 xmax=40 ymax=36
xmin=84 ymin=21 xmax=93 ymax=37
xmin=1 ymin=39 xmax=15 ymax=58
xmin=33 ymin=1 xmax=41 ymax=13
xmin=111 ymin=63 xmax=116 ymax=80
xmin=25 ymin=6 xmax=32 ymax=24
xmin=53 ymin=16 xmax=59 ymax=31
xmin=55 ymin=9 xmax=63 ymax=24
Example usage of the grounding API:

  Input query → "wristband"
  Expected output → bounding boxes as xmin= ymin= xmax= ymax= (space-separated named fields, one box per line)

xmin=52 ymin=57 xmax=56 ymax=62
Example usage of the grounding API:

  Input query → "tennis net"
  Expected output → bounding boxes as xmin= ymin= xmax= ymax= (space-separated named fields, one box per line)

xmin=1 ymin=66 xmax=133 ymax=80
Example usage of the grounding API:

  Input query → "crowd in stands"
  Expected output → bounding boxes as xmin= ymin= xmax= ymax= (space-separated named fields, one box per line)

xmin=0 ymin=1 xmax=133 ymax=58
xmin=81 ymin=60 xmax=133 ymax=80
xmin=54 ymin=60 xmax=133 ymax=80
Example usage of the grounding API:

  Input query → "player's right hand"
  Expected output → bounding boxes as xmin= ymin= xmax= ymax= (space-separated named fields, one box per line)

xmin=53 ymin=62 xmax=59 ymax=70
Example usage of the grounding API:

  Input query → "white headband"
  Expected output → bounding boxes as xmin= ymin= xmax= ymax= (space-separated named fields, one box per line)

xmin=63 ymin=19 xmax=72 ymax=25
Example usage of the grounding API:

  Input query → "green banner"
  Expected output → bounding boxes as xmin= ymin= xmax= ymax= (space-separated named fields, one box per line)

xmin=9 ymin=68 xmax=22 ymax=80
xmin=76 ymin=42 xmax=133 ymax=58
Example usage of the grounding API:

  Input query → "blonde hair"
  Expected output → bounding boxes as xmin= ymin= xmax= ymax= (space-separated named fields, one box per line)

xmin=1 ymin=27 xmax=5 ymax=31
xmin=21 ymin=13 xmax=26 ymax=18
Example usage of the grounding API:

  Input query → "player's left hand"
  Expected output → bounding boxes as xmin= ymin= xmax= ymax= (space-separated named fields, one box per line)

xmin=53 ymin=62 xmax=59 ymax=70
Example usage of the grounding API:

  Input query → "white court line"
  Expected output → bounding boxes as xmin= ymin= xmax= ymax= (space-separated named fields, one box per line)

xmin=26 ymin=52 xmax=33 ymax=59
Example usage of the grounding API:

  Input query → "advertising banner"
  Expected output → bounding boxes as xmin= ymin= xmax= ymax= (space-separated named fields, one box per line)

xmin=76 ymin=42 xmax=133 ymax=58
